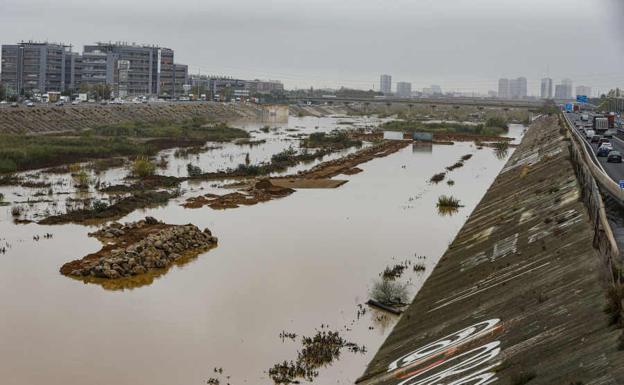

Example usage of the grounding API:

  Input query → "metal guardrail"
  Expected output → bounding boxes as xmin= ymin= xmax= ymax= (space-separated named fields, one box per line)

xmin=561 ymin=113 xmax=622 ymax=280
xmin=562 ymin=113 xmax=624 ymax=202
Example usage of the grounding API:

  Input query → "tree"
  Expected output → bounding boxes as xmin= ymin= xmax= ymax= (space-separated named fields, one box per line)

xmin=92 ymin=84 xmax=111 ymax=100
xmin=79 ymin=83 xmax=90 ymax=94
xmin=0 ymin=83 xmax=6 ymax=101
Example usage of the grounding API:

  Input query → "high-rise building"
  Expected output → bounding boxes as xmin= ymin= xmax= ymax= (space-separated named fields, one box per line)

xmin=510 ymin=77 xmax=527 ymax=99
xmin=430 ymin=85 xmax=442 ymax=95
xmin=396 ymin=81 xmax=412 ymax=98
xmin=576 ymin=85 xmax=591 ymax=98
xmin=499 ymin=77 xmax=527 ymax=99
xmin=498 ymin=78 xmax=510 ymax=99
xmin=540 ymin=78 xmax=553 ymax=99
xmin=1 ymin=42 xmax=74 ymax=95
xmin=554 ymin=84 xmax=567 ymax=99
xmin=81 ymin=43 xmax=179 ymax=97
xmin=173 ymin=64 xmax=189 ymax=98
xmin=380 ymin=74 xmax=392 ymax=94
xmin=561 ymin=78 xmax=573 ymax=99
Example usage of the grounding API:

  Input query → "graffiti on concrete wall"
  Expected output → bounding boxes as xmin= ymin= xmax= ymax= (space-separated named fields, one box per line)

xmin=386 ymin=319 xmax=503 ymax=385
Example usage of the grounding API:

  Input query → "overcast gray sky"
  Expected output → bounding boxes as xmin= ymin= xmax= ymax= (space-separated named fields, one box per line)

xmin=1 ymin=0 xmax=623 ymax=95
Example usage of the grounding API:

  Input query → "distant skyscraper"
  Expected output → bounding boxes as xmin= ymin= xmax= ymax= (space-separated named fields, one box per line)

xmin=509 ymin=77 xmax=527 ymax=99
xmin=576 ymin=85 xmax=591 ymax=98
xmin=396 ymin=81 xmax=412 ymax=98
xmin=499 ymin=77 xmax=527 ymax=99
xmin=554 ymin=84 xmax=567 ymax=99
xmin=430 ymin=85 xmax=442 ymax=95
xmin=561 ymin=78 xmax=573 ymax=99
xmin=498 ymin=78 xmax=510 ymax=99
xmin=380 ymin=74 xmax=392 ymax=94
xmin=540 ymin=78 xmax=553 ymax=99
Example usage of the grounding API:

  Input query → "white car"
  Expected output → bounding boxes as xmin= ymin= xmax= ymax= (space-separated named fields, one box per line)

xmin=585 ymin=129 xmax=595 ymax=139
xmin=599 ymin=142 xmax=613 ymax=151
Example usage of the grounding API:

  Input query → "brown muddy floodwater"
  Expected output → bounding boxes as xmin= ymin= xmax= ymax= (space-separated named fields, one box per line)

xmin=0 ymin=116 xmax=524 ymax=385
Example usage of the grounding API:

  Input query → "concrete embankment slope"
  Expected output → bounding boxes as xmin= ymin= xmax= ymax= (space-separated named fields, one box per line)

xmin=358 ymin=116 xmax=624 ymax=385
xmin=0 ymin=102 xmax=277 ymax=134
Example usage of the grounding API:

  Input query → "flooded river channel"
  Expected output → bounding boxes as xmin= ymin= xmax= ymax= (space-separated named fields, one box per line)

xmin=0 ymin=115 xmax=525 ymax=385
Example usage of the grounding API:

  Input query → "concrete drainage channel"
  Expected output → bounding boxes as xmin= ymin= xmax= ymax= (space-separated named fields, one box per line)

xmin=356 ymin=115 xmax=624 ymax=385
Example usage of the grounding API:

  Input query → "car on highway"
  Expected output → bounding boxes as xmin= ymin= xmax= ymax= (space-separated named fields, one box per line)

xmin=10 ymin=102 xmax=18 ymax=108
xmin=590 ymin=135 xmax=601 ymax=143
xmin=0 ymin=101 xmax=7 ymax=105
xmin=599 ymin=138 xmax=611 ymax=146
xmin=607 ymin=151 xmax=622 ymax=163
xmin=585 ymin=129 xmax=595 ymax=139
xmin=55 ymin=101 xmax=64 ymax=106
xmin=597 ymin=144 xmax=613 ymax=157
xmin=25 ymin=101 xmax=35 ymax=107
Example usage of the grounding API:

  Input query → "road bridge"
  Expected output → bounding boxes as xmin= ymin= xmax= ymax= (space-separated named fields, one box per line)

xmin=288 ymin=96 xmax=544 ymax=109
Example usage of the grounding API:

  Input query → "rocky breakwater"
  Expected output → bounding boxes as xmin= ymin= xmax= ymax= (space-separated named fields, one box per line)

xmin=60 ymin=217 xmax=218 ymax=287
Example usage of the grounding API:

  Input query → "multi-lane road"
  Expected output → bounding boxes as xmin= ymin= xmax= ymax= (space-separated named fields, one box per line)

xmin=566 ymin=111 xmax=624 ymax=184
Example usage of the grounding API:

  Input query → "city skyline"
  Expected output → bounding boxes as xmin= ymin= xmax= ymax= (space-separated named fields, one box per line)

xmin=1 ymin=0 xmax=623 ymax=94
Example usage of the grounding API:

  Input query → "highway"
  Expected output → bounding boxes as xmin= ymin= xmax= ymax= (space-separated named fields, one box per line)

xmin=565 ymin=111 xmax=624 ymax=184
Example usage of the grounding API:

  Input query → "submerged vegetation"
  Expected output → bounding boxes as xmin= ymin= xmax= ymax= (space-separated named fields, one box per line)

xmin=267 ymin=330 xmax=366 ymax=384
xmin=132 ymin=157 xmax=156 ymax=178
xmin=436 ymin=195 xmax=463 ymax=216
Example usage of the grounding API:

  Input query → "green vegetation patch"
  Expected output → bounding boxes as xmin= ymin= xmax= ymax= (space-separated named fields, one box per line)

xmin=91 ymin=117 xmax=250 ymax=142
xmin=302 ymin=131 xmax=362 ymax=150
xmin=381 ymin=119 xmax=509 ymax=136
xmin=0 ymin=118 xmax=250 ymax=173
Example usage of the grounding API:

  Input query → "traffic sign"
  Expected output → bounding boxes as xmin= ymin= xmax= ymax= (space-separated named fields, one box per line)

xmin=577 ymin=95 xmax=588 ymax=103
xmin=620 ymin=180 xmax=624 ymax=189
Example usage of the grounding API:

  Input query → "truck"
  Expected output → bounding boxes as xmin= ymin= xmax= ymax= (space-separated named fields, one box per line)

xmin=593 ymin=117 xmax=609 ymax=133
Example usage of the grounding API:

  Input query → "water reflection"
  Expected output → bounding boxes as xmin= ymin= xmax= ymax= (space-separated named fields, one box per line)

xmin=412 ymin=143 xmax=433 ymax=153
xmin=71 ymin=244 xmax=217 ymax=291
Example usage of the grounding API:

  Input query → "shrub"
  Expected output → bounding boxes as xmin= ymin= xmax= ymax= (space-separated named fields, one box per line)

xmin=186 ymin=163 xmax=203 ymax=177
xmin=485 ymin=116 xmax=509 ymax=130
xmin=370 ymin=278 xmax=409 ymax=305
xmin=91 ymin=200 xmax=109 ymax=213
xmin=11 ymin=205 xmax=22 ymax=217
xmin=437 ymin=195 xmax=461 ymax=209
xmin=132 ymin=157 xmax=156 ymax=178
xmin=73 ymin=170 xmax=91 ymax=189
xmin=271 ymin=148 xmax=297 ymax=164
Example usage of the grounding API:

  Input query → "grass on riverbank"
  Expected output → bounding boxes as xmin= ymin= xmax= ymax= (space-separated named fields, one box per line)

xmin=0 ymin=118 xmax=249 ymax=173
xmin=91 ymin=117 xmax=249 ymax=142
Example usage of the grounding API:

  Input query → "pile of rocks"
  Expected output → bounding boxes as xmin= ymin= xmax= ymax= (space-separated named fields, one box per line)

xmin=69 ymin=218 xmax=218 ymax=279
xmin=89 ymin=216 xmax=161 ymax=239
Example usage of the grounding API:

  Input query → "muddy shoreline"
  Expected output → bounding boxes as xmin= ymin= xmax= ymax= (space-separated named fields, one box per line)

xmin=183 ymin=140 xmax=411 ymax=210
